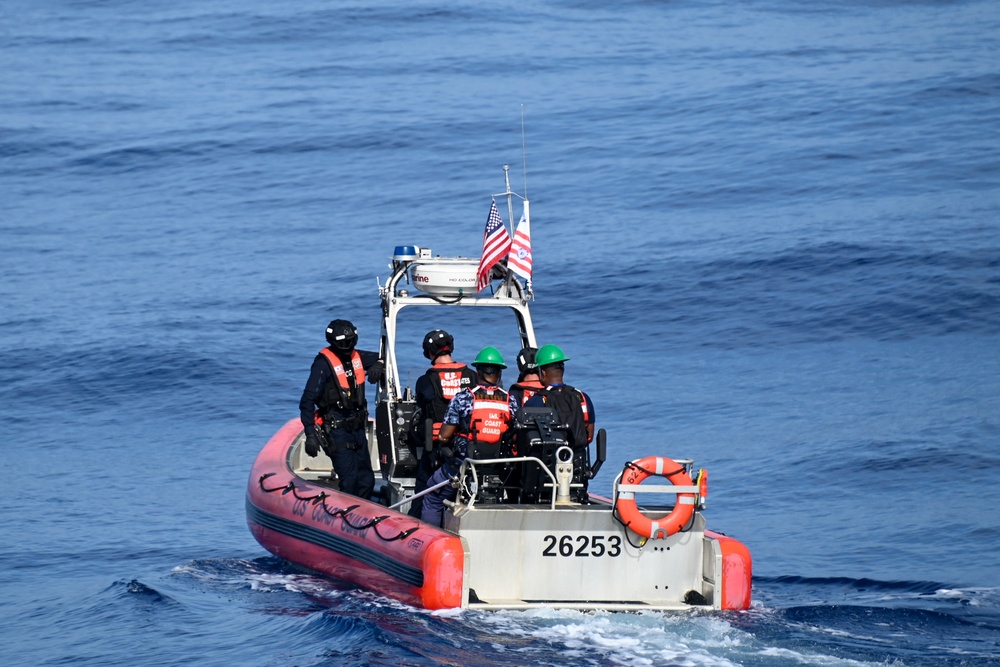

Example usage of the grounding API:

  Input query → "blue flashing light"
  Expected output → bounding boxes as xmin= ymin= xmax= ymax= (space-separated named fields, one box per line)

xmin=392 ymin=246 xmax=419 ymax=263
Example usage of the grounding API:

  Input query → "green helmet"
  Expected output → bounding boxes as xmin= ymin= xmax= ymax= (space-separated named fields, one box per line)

xmin=472 ymin=346 xmax=507 ymax=369
xmin=535 ymin=344 xmax=569 ymax=368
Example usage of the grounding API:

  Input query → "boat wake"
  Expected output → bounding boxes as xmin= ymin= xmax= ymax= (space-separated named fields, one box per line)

xmin=164 ymin=558 xmax=1000 ymax=666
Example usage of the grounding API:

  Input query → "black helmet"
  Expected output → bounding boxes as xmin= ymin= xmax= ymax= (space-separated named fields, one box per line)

xmin=326 ymin=319 xmax=358 ymax=352
xmin=516 ymin=347 xmax=538 ymax=374
xmin=422 ymin=329 xmax=454 ymax=360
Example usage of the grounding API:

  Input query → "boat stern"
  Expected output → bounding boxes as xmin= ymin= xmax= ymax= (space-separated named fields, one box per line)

xmin=447 ymin=504 xmax=722 ymax=610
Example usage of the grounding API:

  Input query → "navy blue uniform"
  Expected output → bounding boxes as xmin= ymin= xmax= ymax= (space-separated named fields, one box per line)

xmin=299 ymin=348 xmax=381 ymax=499
xmin=524 ymin=383 xmax=596 ymax=501
xmin=420 ymin=385 xmax=519 ymax=527
xmin=407 ymin=362 xmax=477 ymax=517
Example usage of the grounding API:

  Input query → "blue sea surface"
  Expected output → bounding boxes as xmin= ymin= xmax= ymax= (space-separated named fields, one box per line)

xmin=2 ymin=0 xmax=999 ymax=665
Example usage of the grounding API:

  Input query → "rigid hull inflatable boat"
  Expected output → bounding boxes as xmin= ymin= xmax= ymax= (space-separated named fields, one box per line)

xmin=247 ymin=173 xmax=752 ymax=611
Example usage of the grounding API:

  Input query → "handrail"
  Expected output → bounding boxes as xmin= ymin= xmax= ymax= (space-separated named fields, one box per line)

xmin=387 ymin=476 xmax=454 ymax=511
xmin=611 ymin=460 xmax=705 ymax=512
xmin=458 ymin=456 xmax=559 ymax=511
xmin=616 ymin=484 xmax=699 ymax=494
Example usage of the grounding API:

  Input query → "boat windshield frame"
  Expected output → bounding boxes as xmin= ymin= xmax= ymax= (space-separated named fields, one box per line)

xmin=378 ymin=257 xmax=536 ymax=402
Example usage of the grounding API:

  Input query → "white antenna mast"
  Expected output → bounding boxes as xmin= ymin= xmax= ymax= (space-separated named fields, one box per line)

xmin=521 ymin=104 xmax=528 ymax=199
xmin=518 ymin=106 xmax=532 ymax=296
xmin=493 ymin=110 xmax=532 ymax=295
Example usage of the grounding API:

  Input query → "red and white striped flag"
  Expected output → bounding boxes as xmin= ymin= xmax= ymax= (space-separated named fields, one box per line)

xmin=476 ymin=200 xmax=512 ymax=292
xmin=507 ymin=204 xmax=532 ymax=281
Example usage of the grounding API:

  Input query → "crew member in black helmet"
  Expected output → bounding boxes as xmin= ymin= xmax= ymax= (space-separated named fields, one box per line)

xmin=407 ymin=329 xmax=477 ymax=518
xmin=421 ymin=346 xmax=519 ymax=527
xmin=508 ymin=346 xmax=544 ymax=406
xmin=299 ymin=319 xmax=384 ymax=499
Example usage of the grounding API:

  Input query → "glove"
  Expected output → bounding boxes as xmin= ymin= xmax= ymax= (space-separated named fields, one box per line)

xmin=304 ymin=431 xmax=322 ymax=457
xmin=367 ymin=360 xmax=385 ymax=384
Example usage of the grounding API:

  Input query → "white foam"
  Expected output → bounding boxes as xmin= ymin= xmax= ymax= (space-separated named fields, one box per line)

xmin=247 ymin=573 xmax=329 ymax=595
xmin=478 ymin=609 xmax=746 ymax=667
xmin=756 ymin=646 xmax=883 ymax=666
xmin=171 ymin=559 xmax=343 ymax=598
xmin=932 ymin=586 xmax=1000 ymax=607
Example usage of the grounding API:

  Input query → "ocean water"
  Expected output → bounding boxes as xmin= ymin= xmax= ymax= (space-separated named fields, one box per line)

xmin=2 ymin=0 xmax=999 ymax=665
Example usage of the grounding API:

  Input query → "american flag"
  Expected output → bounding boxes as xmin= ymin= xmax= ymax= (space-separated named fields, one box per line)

xmin=476 ymin=200 xmax=512 ymax=292
xmin=507 ymin=207 xmax=532 ymax=281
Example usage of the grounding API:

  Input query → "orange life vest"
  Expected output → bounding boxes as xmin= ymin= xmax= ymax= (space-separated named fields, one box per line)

xmin=430 ymin=362 xmax=472 ymax=399
xmin=316 ymin=349 xmax=367 ymax=426
xmin=460 ymin=385 xmax=512 ymax=445
xmin=428 ymin=362 xmax=475 ymax=439
xmin=510 ymin=377 xmax=545 ymax=405
xmin=319 ymin=348 xmax=366 ymax=387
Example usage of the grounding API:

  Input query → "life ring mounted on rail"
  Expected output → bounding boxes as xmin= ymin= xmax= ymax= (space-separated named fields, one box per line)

xmin=615 ymin=456 xmax=701 ymax=540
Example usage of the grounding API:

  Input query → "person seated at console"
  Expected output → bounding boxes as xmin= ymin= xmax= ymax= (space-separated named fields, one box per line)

xmin=520 ymin=344 xmax=596 ymax=502
xmin=420 ymin=346 xmax=520 ymax=527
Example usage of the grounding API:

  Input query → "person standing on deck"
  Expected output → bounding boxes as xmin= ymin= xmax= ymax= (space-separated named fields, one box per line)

xmin=299 ymin=319 xmax=384 ymax=499
xmin=407 ymin=329 xmax=477 ymax=518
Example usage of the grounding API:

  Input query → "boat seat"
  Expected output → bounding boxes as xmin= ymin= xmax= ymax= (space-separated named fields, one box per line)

xmin=512 ymin=407 xmax=591 ymax=503
xmin=466 ymin=440 xmax=504 ymax=461
xmin=462 ymin=438 xmax=518 ymax=505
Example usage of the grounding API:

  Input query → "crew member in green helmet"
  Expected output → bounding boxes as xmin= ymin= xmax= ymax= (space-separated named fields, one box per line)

xmin=524 ymin=344 xmax=596 ymax=501
xmin=419 ymin=346 xmax=520 ymax=527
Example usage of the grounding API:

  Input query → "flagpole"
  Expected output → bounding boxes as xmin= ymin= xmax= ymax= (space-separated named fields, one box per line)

xmin=522 ymin=199 xmax=532 ymax=295
xmin=503 ymin=164 xmax=515 ymax=237
xmin=489 ymin=161 xmax=532 ymax=297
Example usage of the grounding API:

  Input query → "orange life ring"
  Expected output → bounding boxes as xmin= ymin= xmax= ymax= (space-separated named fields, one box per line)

xmin=617 ymin=456 xmax=696 ymax=539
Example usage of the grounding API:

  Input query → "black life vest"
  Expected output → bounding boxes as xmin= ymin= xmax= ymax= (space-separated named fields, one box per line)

xmin=538 ymin=384 xmax=589 ymax=450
